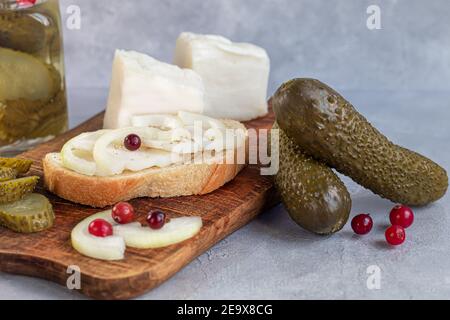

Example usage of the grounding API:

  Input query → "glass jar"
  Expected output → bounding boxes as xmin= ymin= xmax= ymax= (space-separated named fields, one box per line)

xmin=0 ymin=0 xmax=68 ymax=156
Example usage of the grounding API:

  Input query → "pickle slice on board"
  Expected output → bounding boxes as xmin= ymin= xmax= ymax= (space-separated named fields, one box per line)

xmin=0 ymin=167 xmax=17 ymax=182
xmin=0 ymin=176 xmax=39 ymax=204
xmin=0 ymin=11 xmax=46 ymax=53
xmin=0 ymin=158 xmax=33 ymax=174
xmin=0 ymin=193 xmax=54 ymax=233
xmin=0 ymin=48 xmax=61 ymax=102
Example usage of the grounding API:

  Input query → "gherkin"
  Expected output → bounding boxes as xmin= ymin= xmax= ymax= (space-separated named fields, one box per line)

xmin=0 ymin=167 xmax=17 ymax=182
xmin=273 ymin=78 xmax=448 ymax=206
xmin=0 ymin=48 xmax=63 ymax=144
xmin=0 ymin=48 xmax=60 ymax=102
xmin=273 ymin=123 xmax=351 ymax=235
xmin=0 ymin=158 xmax=33 ymax=174
xmin=0 ymin=11 xmax=46 ymax=53
xmin=0 ymin=176 xmax=39 ymax=204
xmin=0 ymin=47 xmax=66 ymax=145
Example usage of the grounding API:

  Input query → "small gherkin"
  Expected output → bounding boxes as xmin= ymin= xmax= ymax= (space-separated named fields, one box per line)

xmin=0 ymin=167 xmax=17 ymax=182
xmin=0 ymin=157 xmax=33 ymax=174
xmin=273 ymin=78 xmax=448 ymax=206
xmin=0 ymin=48 xmax=61 ymax=102
xmin=0 ymin=176 xmax=39 ymax=204
xmin=273 ymin=123 xmax=351 ymax=235
xmin=0 ymin=11 xmax=46 ymax=53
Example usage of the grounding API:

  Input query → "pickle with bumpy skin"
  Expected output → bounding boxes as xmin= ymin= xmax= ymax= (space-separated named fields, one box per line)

xmin=0 ymin=193 xmax=54 ymax=233
xmin=273 ymin=78 xmax=448 ymax=206
xmin=0 ymin=11 xmax=46 ymax=53
xmin=0 ymin=167 xmax=17 ymax=182
xmin=0 ymin=158 xmax=33 ymax=174
xmin=273 ymin=123 xmax=351 ymax=235
xmin=0 ymin=176 xmax=39 ymax=204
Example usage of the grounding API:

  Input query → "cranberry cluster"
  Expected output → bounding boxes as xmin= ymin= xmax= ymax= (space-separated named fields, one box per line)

xmin=351 ymin=205 xmax=414 ymax=246
xmin=88 ymin=202 xmax=167 ymax=237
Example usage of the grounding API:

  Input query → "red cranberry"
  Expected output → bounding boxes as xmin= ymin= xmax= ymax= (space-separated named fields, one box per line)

xmin=385 ymin=225 xmax=406 ymax=246
xmin=112 ymin=202 xmax=135 ymax=224
xmin=390 ymin=205 xmax=414 ymax=229
xmin=351 ymin=214 xmax=373 ymax=235
xmin=124 ymin=134 xmax=141 ymax=151
xmin=88 ymin=219 xmax=113 ymax=237
xmin=146 ymin=210 xmax=166 ymax=230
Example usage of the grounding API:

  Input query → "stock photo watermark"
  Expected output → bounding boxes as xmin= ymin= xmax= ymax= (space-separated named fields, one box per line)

xmin=66 ymin=265 xmax=81 ymax=290
xmin=367 ymin=5 xmax=382 ymax=30
xmin=65 ymin=4 xmax=81 ymax=30
xmin=366 ymin=265 xmax=381 ymax=290
xmin=156 ymin=123 xmax=280 ymax=176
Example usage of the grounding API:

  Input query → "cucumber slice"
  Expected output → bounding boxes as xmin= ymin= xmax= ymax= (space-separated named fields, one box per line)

xmin=0 ymin=193 xmax=54 ymax=233
xmin=0 ymin=176 xmax=39 ymax=204
xmin=0 ymin=167 xmax=17 ymax=182
xmin=0 ymin=157 xmax=33 ymax=174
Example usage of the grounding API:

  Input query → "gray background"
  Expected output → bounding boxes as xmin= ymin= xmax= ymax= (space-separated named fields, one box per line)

xmin=61 ymin=0 xmax=450 ymax=93
xmin=1 ymin=0 xmax=450 ymax=300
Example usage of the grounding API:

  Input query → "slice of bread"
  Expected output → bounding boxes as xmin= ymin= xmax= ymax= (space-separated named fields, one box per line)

xmin=43 ymin=120 xmax=247 ymax=208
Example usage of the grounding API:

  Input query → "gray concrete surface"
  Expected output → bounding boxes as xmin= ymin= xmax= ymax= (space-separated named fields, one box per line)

xmin=59 ymin=0 xmax=450 ymax=93
xmin=0 ymin=88 xmax=449 ymax=300
xmin=1 ymin=0 xmax=450 ymax=300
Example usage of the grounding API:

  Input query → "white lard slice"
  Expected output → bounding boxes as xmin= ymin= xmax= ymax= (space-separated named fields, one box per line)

xmin=104 ymin=50 xmax=206 ymax=129
xmin=175 ymin=32 xmax=270 ymax=121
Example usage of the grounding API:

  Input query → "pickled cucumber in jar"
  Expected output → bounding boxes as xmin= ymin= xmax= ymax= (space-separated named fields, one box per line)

xmin=0 ymin=0 xmax=68 ymax=156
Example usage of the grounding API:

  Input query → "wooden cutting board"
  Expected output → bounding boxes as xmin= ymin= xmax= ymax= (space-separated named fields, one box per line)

xmin=0 ymin=110 xmax=276 ymax=300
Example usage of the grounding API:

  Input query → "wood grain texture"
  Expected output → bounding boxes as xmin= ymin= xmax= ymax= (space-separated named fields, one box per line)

xmin=0 ymin=110 xmax=276 ymax=300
